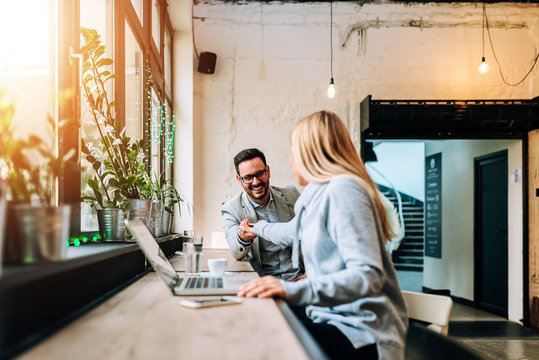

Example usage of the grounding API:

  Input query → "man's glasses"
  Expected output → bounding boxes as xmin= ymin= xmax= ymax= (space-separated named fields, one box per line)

xmin=239 ymin=168 xmax=267 ymax=184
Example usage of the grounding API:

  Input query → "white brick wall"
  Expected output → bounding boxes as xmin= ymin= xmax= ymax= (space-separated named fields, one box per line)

xmin=170 ymin=1 xmax=538 ymax=321
xmin=190 ymin=1 xmax=538 ymax=239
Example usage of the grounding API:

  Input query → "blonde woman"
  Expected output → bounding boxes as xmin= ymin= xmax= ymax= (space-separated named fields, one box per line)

xmin=238 ymin=111 xmax=408 ymax=359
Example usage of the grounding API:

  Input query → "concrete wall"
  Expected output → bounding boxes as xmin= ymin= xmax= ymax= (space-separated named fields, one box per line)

xmin=529 ymin=130 xmax=539 ymax=318
xmin=190 ymin=1 xmax=538 ymax=242
xmin=424 ymin=139 xmax=523 ymax=322
xmin=171 ymin=0 xmax=195 ymax=232
xmin=169 ymin=1 xmax=538 ymax=320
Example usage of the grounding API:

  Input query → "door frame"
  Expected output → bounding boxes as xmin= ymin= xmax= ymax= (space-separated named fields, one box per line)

xmin=473 ymin=149 xmax=508 ymax=317
xmin=360 ymin=127 xmax=529 ymax=325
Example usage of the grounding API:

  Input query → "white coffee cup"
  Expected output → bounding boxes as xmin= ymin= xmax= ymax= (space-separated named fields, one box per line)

xmin=208 ymin=258 xmax=227 ymax=276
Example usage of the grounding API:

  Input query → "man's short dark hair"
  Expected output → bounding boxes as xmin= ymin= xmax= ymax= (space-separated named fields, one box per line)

xmin=234 ymin=148 xmax=267 ymax=174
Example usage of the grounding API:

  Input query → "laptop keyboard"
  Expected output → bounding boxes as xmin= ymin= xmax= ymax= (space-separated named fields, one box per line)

xmin=184 ymin=276 xmax=223 ymax=289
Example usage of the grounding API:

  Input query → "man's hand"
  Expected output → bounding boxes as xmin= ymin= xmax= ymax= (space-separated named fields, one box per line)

xmin=237 ymin=275 xmax=286 ymax=298
xmin=238 ymin=219 xmax=256 ymax=243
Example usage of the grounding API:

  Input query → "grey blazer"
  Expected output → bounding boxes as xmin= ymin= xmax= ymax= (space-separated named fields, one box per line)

xmin=221 ymin=185 xmax=300 ymax=267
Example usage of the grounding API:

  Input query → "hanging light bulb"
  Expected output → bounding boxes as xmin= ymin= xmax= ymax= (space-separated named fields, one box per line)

xmin=327 ymin=77 xmax=336 ymax=99
xmin=478 ymin=57 xmax=490 ymax=74
xmin=326 ymin=1 xmax=336 ymax=99
xmin=478 ymin=4 xmax=489 ymax=74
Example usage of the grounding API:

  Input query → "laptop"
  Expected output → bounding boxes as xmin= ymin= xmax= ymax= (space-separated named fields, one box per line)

xmin=126 ymin=219 xmax=254 ymax=296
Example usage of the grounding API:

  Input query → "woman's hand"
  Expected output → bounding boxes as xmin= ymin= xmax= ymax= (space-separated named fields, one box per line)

xmin=237 ymin=276 xmax=286 ymax=298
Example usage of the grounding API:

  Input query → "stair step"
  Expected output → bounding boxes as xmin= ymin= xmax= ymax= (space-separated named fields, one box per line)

xmin=394 ymin=264 xmax=423 ymax=272
xmin=399 ymin=244 xmax=424 ymax=249
xmin=402 ymin=205 xmax=423 ymax=210
xmin=396 ymin=255 xmax=423 ymax=261
xmin=394 ymin=259 xmax=423 ymax=266
xmin=400 ymin=241 xmax=424 ymax=246
xmin=397 ymin=250 xmax=423 ymax=257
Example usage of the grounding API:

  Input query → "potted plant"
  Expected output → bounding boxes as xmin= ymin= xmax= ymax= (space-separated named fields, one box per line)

xmin=161 ymin=179 xmax=188 ymax=235
xmin=0 ymin=90 xmax=75 ymax=263
xmin=142 ymin=171 xmax=189 ymax=237
xmin=146 ymin=172 xmax=166 ymax=237
xmin=80 ymin=27 xmax=151 ymax=240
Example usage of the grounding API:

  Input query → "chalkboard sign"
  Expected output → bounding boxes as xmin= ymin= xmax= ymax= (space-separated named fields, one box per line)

xmin=425 ymin=153 xmax=442 ymax=258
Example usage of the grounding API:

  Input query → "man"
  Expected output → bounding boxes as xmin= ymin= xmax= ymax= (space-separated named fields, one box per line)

xmin=221 ymin=148 xmax=302 ymax=281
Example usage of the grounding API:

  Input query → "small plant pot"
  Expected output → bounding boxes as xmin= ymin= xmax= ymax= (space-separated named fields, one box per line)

xmin=3 ymin=200 xmax=27 ymax=264
xmin=14 ymin=204 xmax=71 ymax=263
xmin=96 ymin=208 xmax=125 ymax=241
xmin=124 ymin=199 xmax=151 ymax=240
xmin=125 ymin=199 xmax=151 ymax=223
xmin=149 ymin=202 xmax=165 ymax=237
xmin=0 ymin=181 xmax=6 ymax=276
xmin=162 ymin=210 xmax=173 ymax=235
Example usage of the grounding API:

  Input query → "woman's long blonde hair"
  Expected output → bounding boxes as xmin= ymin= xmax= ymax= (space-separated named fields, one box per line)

xmin=290 ymin=110 xmax=394 ymax=241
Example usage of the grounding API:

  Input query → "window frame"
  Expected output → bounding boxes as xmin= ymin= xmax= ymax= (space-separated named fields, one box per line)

xmin=62 ymin=0 xmax=175 ymax=238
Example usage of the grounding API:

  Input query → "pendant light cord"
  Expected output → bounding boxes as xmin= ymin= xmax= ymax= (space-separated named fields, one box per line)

xmin=192 ymin=1 xmax=200 ymax=60
xmin=330 ymin=1 xmax=333 ymax=79
xmin=484 ymin=4 xmax=539 ymax=86
xmin=481 ymin=3 xmax=485 ymax=58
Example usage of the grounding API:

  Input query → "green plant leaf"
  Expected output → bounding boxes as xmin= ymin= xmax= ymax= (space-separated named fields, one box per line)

xmin=92 ymin=187 xmax=103 ymax=208
xmin=92 ymin=160 xmax=102 ymax=172
xmin=87 ymin=177 xmax=100 ymax=192
xmin=108 ymin=177 xmax=120 ymax=188
xmin=100 ymin=58 xmax=113 ymax=66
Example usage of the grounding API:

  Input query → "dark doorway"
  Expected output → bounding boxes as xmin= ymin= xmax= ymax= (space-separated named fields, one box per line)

xmin=474 ymin=150 xmax=508 ymax=317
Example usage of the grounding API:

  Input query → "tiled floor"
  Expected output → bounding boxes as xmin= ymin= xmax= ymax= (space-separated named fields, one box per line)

xmin=396 ymin=270 xmax=539 ymax=360
xmin=450 ymin=302 xmax=505 ymax=322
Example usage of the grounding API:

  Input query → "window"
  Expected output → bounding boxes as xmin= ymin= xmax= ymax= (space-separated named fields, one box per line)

xmin=80 ymin=0 xmax=114 ymax=232
xmin=150 ymin=88 xmax=162 ymax=176
xmin=152 ymin=0 xmax=161 ymax=53
xmin=164 ymin=101 xmax=174 ymax=180
xmin=130 ymin=0 xmax=143 ymax=26
xmin=1 ymin=0 xmax=175 ymax=237
xmin=165 ymin=28 xmax=172 ymax=95
xmin=125 ymin=20 xmax=143 ymax=142
xmin=0 ymin=0 xmax=56 ymax=168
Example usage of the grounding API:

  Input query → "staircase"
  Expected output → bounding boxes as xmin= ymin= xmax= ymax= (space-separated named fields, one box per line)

xmin=378 ymin=185 xmax=424 ymax=272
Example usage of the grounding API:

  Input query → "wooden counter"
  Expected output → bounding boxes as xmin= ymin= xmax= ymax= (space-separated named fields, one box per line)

xmin=16 ymin=250 xmax=314 ymax=360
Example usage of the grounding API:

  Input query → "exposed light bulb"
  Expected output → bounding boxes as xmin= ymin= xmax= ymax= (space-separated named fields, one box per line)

xmin=478 ymin=57 xmax=490 ymax=74
xmin=327 ymin=78 xmax=336 ymax=99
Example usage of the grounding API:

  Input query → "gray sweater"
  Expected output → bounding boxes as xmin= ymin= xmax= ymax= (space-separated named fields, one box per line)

xmin=253 ymin=177 xmax=408 ymax=360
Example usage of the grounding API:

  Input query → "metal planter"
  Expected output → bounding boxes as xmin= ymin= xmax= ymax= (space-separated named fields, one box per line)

xmin=124 ymin=199 xmax=151 ymax=240
xmin=13 ymin=204 xmax=71 ymax=263
xmin=96 ymin=208 xmax=125 ymax=241
xmin=148 ymin=202 xmax=165 ymax=237
xmin=161 ymin=210 xmax=174 ymax=235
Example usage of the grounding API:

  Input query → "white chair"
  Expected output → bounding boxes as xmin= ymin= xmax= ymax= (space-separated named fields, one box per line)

xmin=402 ymin=290 xmax=453 ymax=335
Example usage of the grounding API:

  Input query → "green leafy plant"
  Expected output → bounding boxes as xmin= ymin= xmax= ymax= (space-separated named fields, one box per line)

xmin=0 ymin=89 xmax=34 ymax=201
xmin=146 ymin=173 xmax=188 ymax=216
xmin=163 ymin=180 xmax=189 ymax=216
xmin=0 ymin=90 xmax=75 ymax=206
xmin=80 ymin=27 xmax=150 ymax=209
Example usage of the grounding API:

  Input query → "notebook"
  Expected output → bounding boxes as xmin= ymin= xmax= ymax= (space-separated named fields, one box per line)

xmin=125 ymin=219 xmax=254 ymax=296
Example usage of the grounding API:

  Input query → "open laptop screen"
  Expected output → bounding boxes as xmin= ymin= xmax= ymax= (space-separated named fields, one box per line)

xmin=126 ymin=220 xmax=180 ymax=289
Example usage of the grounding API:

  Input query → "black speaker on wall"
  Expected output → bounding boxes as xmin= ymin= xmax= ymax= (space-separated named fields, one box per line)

xmin=198 ymin=52 xmax=217 ymax=74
